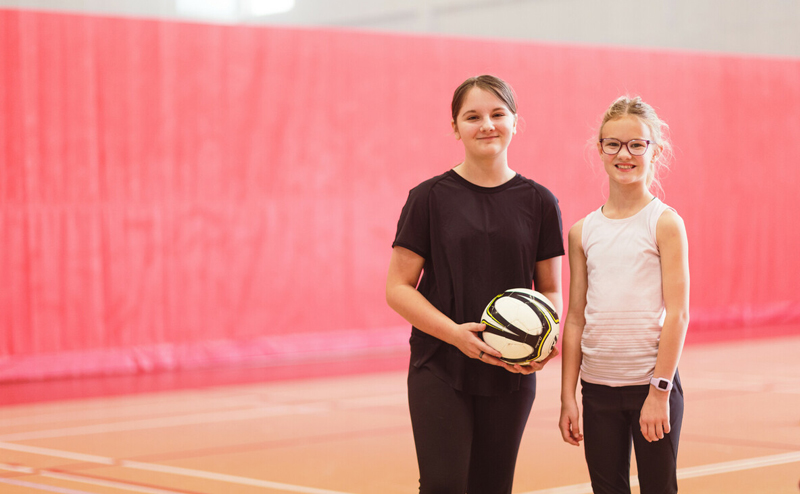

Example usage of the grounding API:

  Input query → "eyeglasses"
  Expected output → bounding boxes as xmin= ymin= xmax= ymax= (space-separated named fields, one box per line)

xmin=599 ymin=138 xmax=651 ymax=156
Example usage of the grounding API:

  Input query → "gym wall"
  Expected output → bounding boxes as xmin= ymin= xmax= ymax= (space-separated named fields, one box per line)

xmin=2 ymin=9 xmax=798 ymax=381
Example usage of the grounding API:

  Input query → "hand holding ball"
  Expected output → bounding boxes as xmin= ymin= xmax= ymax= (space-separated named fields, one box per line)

xmin=480 ymin=288 xmax=559 ymax=364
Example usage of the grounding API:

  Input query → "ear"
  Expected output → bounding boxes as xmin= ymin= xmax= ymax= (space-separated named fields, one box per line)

xmin=452 ymin=120 xmax=461 ymax=140
xmin=512 ymin=115 xmax=518 ymax=134
xmin=651 ymin=143 xmax=663 ymax=162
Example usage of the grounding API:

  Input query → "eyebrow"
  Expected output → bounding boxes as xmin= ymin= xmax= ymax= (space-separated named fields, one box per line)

xmin=461 ymin=107 xmax=508 ymax=115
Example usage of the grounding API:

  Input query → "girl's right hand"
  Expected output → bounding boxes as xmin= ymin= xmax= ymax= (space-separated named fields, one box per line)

xmin=454 ymin=322 xmax=504 ymax=365
xmin=559 ymin=398 xmax=583 ymax=446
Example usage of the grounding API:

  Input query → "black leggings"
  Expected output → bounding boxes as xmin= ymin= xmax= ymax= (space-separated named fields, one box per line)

xmin=407 ymin=364 xmax=536 ymax=494
xmin=581 ymin=374 xmax=684 ymax=494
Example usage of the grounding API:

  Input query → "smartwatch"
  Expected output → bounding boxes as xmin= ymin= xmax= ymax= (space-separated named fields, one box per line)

xmin=650 ymin=377 xmax=673 ymax=392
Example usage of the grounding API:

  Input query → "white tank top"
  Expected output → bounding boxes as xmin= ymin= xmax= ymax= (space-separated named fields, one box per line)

xmin=580 ymin=198 xmax=673 ymax=386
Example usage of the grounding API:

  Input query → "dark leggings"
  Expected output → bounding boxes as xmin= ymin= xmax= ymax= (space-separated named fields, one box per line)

xmin=581 ymin=374 xmax=684 ymax=494
xmin=407 ymin=364 xmax=536 ymax=494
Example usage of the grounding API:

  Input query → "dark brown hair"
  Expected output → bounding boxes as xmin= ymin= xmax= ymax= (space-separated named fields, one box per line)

xmin=451 ymin=75 xmax=517 ymax=122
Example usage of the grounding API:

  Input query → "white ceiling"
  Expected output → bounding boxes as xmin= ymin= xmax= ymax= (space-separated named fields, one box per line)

xmin=1 ymin=0 xmax=799 ymax=58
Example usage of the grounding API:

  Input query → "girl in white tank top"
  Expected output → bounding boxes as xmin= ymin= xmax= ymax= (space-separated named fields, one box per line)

xmin=558 ymin=97 xmax=690 ymax=494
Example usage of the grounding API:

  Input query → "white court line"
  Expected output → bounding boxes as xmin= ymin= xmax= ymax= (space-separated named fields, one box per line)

xmin=0 ymin=393 xmax=408 ymax=442
xmin=0 ymin=442 xmax=355 ymax=494
xmin=3 ymin=440 xmax=799 ymax=494
xmin=0 ymin=391 xmax=273 ymax=428
xmin=676 ymin=451 xmax=800 ymax=479
xmin=0 ymin=461 xmax=36 ymax=473
xmin=519 ymin=451 xmax=800 ymax=494
xmin=0 ymin=477 xmax=96 ymax=494
xmin=0 ymin=441 xmax=116 ymax=464
xmin=2 ymin=462 xmax=201 ymax=494
xmin=121 ymin=461 xmax=356 ymax=494
xmin=0 ymin=402 xmax=331 ymax=441
xmin=41 ymin=470 xmax=195 ymax=494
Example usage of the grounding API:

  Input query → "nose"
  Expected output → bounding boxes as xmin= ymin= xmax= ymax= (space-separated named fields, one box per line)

xmin=480 ymin=118 xmax=495 ymax=132
xmin=617 ymin=144 xmax=632 ymax=158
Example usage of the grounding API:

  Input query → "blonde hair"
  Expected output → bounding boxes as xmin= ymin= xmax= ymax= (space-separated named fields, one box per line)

xmin=598 ymin=96 xmax=672 ymax=193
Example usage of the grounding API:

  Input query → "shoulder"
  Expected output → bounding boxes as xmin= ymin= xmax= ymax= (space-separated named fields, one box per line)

xmin=656 ymin=207 xmax=688 ymax=246
xmin=516 ymin=175 xmax=559 ymax=199
xmin=656 ymin=207 xmax=685 ymax=231
xmin=408 ymin=171 xmax=453 ymax=195
xmin=567 ymin=219 xmax=588 ymax=264
xmin=403 ymin=171 xmax=457 ymax=210
xmin=568 ymin=218 xmax=585 ymax=245
xmin=515 ymin=175 xmax=561 ymax=212
xmin=569 ymin=218 xmax=585 ymax=236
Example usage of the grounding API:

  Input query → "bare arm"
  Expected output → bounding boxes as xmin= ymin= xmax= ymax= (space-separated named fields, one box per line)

xmin=639 ymin=209 xmax=690 ymax=442
xmin=559 ymin=219 xmax=587 ymax=446
xmin=533 ymin=256 xmax=563 ymax=320
xmin=511 ymin=255 xmax=564 ymax=374
xmin=385 ymin=246 xmax=506 ymax=367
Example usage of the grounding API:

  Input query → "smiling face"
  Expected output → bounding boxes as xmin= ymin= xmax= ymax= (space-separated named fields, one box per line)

xmin=598 ymin=115 xmax=660 ymax=189
xmin=452 ymin=86 xmax=517 ymax=161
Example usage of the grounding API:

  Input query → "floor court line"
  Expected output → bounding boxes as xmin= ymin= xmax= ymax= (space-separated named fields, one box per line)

xmin=0 ymin=392 xmax=278 ymax=428
xmin=0 ymin=477 xmax=97 ymax=494
xmin=519 ymin=451 xmax=800 ymax=494
xmin=2 ymin=440 xmax=799 ymax=494
xmin=40 ymin=470 xmax=201 ymax=494
xmin=0 ymin=462 xmax=36 ymax=474
xmin=2 ymin=462 xmax=211 ymax=494
xmin=125 ymin=425 xmax=410 ymax=464
xmin=0 ymin=442 xmax=356 ymax=494
xmin=0 ymin=393 xmax=407 ymax=442
xmin=0 ymin=403 xmax=331 ymax=442
xmin=120 ymin=461 xmax=356 ymax=494
xmin=0 ymin=441 xmax=116 ymax=465
xmin=1 ymin=336 xmax=797 ymax=493
xmin=675 ymin=451 xmax=800 ymax=479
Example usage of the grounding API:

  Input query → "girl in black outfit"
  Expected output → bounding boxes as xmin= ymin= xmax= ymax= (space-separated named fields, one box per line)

xmin=386 ymin=75 xmax=565 ymax=494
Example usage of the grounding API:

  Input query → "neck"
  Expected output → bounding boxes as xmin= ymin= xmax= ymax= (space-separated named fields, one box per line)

xmin=455 ymin=155 xmax=515 ymax=187
xmin=603 ymin=183 xmax=654 ymax=218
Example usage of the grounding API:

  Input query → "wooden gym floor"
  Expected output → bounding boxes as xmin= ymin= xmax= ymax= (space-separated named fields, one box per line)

xmin=1 ymin=333 xmax=799 ymax=494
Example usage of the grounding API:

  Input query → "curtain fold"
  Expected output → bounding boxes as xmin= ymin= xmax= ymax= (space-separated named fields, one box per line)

xmin=1 ymin=9 xmax=798 ymax=380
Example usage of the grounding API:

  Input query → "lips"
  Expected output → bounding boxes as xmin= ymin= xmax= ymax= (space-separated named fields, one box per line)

xmin=616 ymin=164 xmax=635 ymax=170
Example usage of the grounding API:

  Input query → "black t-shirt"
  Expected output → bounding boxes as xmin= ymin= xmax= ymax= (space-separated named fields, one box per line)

xmin=393 ymin=170 xmax=565 ymax=396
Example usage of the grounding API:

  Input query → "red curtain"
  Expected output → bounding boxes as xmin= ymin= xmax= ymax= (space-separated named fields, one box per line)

xmin=2 ymin=9 xmax=798 ymax=380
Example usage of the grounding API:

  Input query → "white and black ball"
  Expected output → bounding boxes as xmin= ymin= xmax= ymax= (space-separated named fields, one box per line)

xmin=480 ymin=288 xmax=559 ymax=364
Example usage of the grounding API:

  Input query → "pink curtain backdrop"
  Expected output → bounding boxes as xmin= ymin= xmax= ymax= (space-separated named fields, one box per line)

xmin=2 ymin=9 xmax=798 ymax=381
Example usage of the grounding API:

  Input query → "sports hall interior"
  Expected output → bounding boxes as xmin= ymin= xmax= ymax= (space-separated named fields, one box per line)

xmin=1 ymin=1 xmax=799 ymax=493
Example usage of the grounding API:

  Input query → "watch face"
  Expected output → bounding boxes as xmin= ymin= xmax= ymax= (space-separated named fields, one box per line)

xmin=658 ymin=380 xmax=669 ymax=390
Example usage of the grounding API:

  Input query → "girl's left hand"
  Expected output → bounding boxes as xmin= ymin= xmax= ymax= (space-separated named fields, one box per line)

xmin=500 ymin=346 xmax=559 ymax=374
xmin=639 ymin=392 xmax=670 ymax=442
